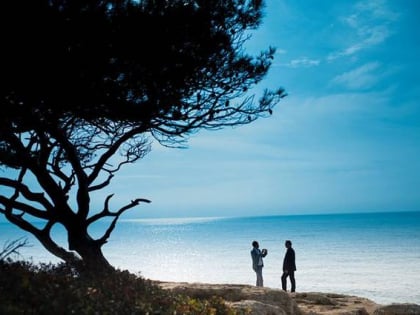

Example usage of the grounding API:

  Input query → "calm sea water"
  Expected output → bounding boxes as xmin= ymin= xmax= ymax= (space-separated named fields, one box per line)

xmin=1 ymin=211 xmax=420 ymax=305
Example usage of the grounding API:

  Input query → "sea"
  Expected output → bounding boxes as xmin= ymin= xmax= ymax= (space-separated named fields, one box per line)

xmin=1 ymin=211 xmax=420 ymax=305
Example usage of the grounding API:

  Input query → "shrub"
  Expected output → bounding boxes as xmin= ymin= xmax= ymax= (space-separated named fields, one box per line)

xmin=0 ymin=260 xmax=239 ymax=314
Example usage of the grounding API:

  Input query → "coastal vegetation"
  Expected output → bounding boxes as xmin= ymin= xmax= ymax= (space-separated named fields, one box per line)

xmin=0 ymin=240 xmax=240 ymax=314
xmin=0 ymin=259 xmax=240 ymax=314
xmin=0 ymin=0 xmax=285 ymax=273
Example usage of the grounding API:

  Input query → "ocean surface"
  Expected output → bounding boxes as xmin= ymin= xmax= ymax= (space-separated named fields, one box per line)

xmin=1 ymin=211 xmax=420 ymax=305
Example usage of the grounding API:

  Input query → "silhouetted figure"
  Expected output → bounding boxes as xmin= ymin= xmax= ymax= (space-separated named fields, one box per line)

xmin=250 ymin=240 xmax=267 ymax=287
xmin=281 ymin=240 xmax=296 ymax=292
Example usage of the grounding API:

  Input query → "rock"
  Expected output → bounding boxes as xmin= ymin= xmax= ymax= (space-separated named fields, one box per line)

xmin=293 ymin=292 xmax=376 ymax=315
xmin=373 ymin=303 xmax=420 ymax=315
xmin=229 ymin=300 xmax=289 ymax=315
xmin=157 ymin=282 xmax=302 ymax=315
xmin=156 ymin=281 xmax=420 ymax=315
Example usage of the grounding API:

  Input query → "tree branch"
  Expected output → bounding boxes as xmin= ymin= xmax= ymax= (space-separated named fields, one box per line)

xmin=87 ymin=196 xmax=151 ymax=245
xmin=0 ymin=177 xmax=54 ymax=211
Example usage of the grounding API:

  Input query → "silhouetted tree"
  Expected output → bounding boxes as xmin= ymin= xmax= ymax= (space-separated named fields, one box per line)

xmin=0 ymin=0 xmax=286 ymax=272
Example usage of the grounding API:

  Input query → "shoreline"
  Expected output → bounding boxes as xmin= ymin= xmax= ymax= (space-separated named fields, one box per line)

xmin=155 ymin=280 xmax=420 ymax=315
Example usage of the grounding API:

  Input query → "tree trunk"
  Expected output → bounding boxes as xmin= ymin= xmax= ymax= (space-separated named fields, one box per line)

xmin=68 ymin=228 xmax=115 ymax=276
xmin=76 ymin=244 xmax=114 ymax=276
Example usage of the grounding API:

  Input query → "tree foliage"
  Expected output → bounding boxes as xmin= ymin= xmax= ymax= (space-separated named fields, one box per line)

xmin=0 ymin=0 xmax=286 ymax=272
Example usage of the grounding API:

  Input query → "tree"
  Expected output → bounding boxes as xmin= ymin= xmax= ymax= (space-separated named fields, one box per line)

xmin=0 ymin=0 xmax=286 ymax=273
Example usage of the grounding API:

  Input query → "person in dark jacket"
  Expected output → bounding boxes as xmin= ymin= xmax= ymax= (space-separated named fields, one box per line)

xmin=281 ymin=240 xmax=296 ymax=292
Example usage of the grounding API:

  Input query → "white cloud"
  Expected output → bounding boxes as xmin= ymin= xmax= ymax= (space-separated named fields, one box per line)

xmin=331 ymin=62 xmax=381 ymax=89
xmin=276 ymin=48 xmax=287 ymax=55
xmin=327 ymin=0 xmax=398 ymax=61
xmin=355 ymin=0 xmax=399 ymax=21
xmin=287 ymin=57 xmax=320 ymax=68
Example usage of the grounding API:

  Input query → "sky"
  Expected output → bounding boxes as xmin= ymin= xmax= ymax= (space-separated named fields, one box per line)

xmin=100 ymin=0 xmax=420 ymax=219
xmin=4 ymin=0 xmax=420 ymax=220
xmin=95 ymin=0 xmax=420 ymax=219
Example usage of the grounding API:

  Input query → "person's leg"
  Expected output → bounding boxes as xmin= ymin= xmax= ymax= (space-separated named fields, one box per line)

xmin=281 ymin=272 xmax=287 ymax=291
xmin=289 ymin=271 xmax=296 ymax=292
xmin=256 ymin=267 xmax=263 ymax=286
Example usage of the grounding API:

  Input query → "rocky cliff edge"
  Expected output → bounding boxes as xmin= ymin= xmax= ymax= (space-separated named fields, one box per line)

xmin=156 ymin=281 xmax=420 ymax=315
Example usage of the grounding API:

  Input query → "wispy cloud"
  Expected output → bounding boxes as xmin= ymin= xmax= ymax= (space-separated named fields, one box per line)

xmin=286 ymin=57 xmax=321 ymax=68
xmin=355 ymin=0 xmax=400 ymax=21
xmin=327 ymin=0 xmax=398 ymax=61
xmin=275 ymin=48 xmax=287 ymax=55
xmin=331 ymin=62 xmax=381 ymax=89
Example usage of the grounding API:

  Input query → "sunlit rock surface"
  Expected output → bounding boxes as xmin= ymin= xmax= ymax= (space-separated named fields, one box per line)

xmin=156 ymin=281 xmax=420 ymax=315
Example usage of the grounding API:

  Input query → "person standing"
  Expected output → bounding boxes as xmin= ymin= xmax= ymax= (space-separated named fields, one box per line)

xmin=281 ymin=240 xmax=296 ymax=292
xmin=250 ymin=240 xmax=267 ymax=287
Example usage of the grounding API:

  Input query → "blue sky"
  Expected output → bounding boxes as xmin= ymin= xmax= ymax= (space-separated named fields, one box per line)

xmin=100 ymin=0 xmax=420 ymax=218
xmin=4 ymin=1 xmax=419 ymax=220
